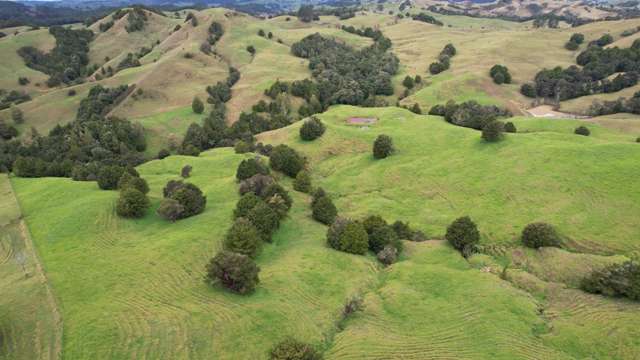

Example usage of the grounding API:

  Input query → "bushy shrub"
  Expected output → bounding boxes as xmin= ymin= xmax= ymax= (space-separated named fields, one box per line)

xmin=368 ymin=225 xmax=400 ymax=254
xmin=377 ymin=245 xmax=398 ymax=266
xmin=521 ymin=222 xmax=560 ymax=248
xmin=565 ymin=41 xmax=579 ymax=51
xmin=293 ymin=170 xmax=312 ymax=193
xmin=489 ymin=64 xmax=511 ymax=84
xmin=520 ymin=83 xmax=536 ymax=98
xmin=237 ymin=157 xmax=270 ymax=181
xmin=157 ymin=148 xmax=170 ymax=159
xmin=574 ymin=126 xmax=590 ymax=136
xmin=581 ymin=261 xmax=640 ymax=300
xmin=269 ymin=144 xmax=305 ymax=177
xmin=312 ymin=195 xmax=337 ymax=225
xmin=239 ymin=174 xmax=275 ymax=197
xmin=269 ymin=338 xmax=322 ymax=360
xmin=410 ymin=103 xmax=422 ymax=114
xmin=504 ymin=122 xmax=517 ymax=133
xmin=192 ymin=96 xmax=204 ymax=114
xmin=116 ymin=188 xmax=149 ymax=218
xmin=481 ymin=121 xmax=505 ymax=142
xmin=224 ymin=218 xmax=262 ymax=258
xmin=299 ymin=117 xmax=326 ymax=141
xmin=339 ymin=221 xmax=369 ymax=255
xmin=118 ymin=172 xmax=149 ymax=194
xmin=234 ymin=140 xmax=253 ymax=154
xmin=247 ymin=202 xmax=280 ymax=242
xmin=97 ymin=165 xmax=125 ymax=190
xmin=234 ymin=192 xmax=262 ymax=219
xmin=157 ymin=198 xmax=184 ymax=222
xmin=373 ymin=134 xmax=394 ymax=159
xmin=363 ymin=215 xmax=387 ymax=234
xmin=391 ymin=220 xmax=412 ymax=240
xmin=445 ymin=216 xmax=479 ymax=255
xmin=262 ymin=183 xmax=293 ymax=211
xmin=181 ymin=165 xmax=192 ymax=178
xmin=326 ymin=217 xmax=349 ymax=250
xmin=162 ymin=180 xmax=206 ymax=219
xmin=206 ymin=251 xmax=260 ymax=294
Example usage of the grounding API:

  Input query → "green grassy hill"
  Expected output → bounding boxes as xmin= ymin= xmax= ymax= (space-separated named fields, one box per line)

xmin=7 ymin=104 xmax=640 ymax=358
xmin=259 ymin=106 xmax=640 ymax=254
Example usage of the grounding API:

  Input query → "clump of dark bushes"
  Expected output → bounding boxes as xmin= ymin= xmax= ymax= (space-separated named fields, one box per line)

xmin=206 ymin=251 xmax=260 ymax=295
xmin=429 ymin=100 xmax=512 ymax=130
xmin=521 ymin=222 xmax=560 ymax=248
xmin=373 ymin=134 xmax=394 ymax=159
xmin=157 ymin=180 xmax=206 ymax=221
xmin=445 ymin=216 xmax=479 ymax=257
xmin=574 ymin=126 xmax=591 ymax=136
xmin=429 ymin=43 xmax=455 ymax=75
xmin=299 ymin=116 xmax=325 ymax=141
xmin=269 ymin=337 xmax=322 ymax=360
xmin=269 ymin=144 xmax=306 ymax=177
xmin=581 ymin=261 xmax=640 ymax=301
xmin=481 ymin=121 xmax=505 ymax=142
xmin=490 ymin=65 xmax=511 ymax=84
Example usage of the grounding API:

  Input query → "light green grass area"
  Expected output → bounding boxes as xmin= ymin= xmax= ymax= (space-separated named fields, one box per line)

xmin=11 ymin=149 xmax=377 ymax=359
xmin=0 ymin=28 xmax=54 ymax=94
xmin=0 ymin=174 xmax=59 ymax=359
xmin=259 ymin=106 xmax=640 ymax=254
xmin=509 ymin=116 xmax=640 ymax=143
xmin=132 ymin=105 xmax=204 ymax=156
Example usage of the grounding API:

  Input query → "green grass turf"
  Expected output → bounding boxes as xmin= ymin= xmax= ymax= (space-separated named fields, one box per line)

xmin=0 ymin=174 xmax=59 ymax=359
xmin=258 ymin=105 xmax=640 ymax=255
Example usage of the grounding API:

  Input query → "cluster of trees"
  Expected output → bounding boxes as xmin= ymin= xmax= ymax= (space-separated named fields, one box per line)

xmin=206 ymin=156 xmax=294 ymax=294
xmin=125 ymin=8 xmax=147 ymax=33
xmin=490 ymin=65 xmax=511 ymax=84
xmin=18 ymin=26 xmax=94 ymax=87
xmin=589 ymin=34 xmax=613 ymax=47
xmin=429 ymin=43 xmax=456 ymax=75
xmin=3 ymin=84 xmax=145 ymax=177
xmin=523 ymin=37 xmax=640 ymax=101
xmin=207 ymin=21 xmax=224 ymax=47
xmin=269 ymin=338 xmax=322 ymax=360
xmin=412 ymin=12 xmax=443 ymax=26
xmin=115 ymin=170 xmax=150 ymax=218
xmin=99 ymin=20 xmax=114 ymax=32
xmin=157 ymin=179 xmax=207 ymax=221
xmin=588 ymin=90 xmax=640 ymax=116
xmin=297 ymin=5 xmax=319 ymax=22
xmin=290 ymin=33 xmax=398 ymax=110
xmin=581 ymin=261 xmax=640 ymax=301
xmin=116 ymin=53 xmax=141 ymax=71
xmin=326 ymin=214 xmax=423 ymax=265
xmin=401 ymin=74 xmax=422 ymax=98
xmin=429 ymin=100 xmax=512 ymax=130
xmin=621 ymin=26 xmax=640 ymax=37
xmin=179 ymin=66 xmax=242 ymax=155
xmin=185 ymin=12 xmax=198 ymax=27
xmin=532 ymin=15 xmax=560 ymax=28
xmin=565 ymin=33 xmax=584 ymax=51
xmin=0 ymin=89 xmax=31 ymax=110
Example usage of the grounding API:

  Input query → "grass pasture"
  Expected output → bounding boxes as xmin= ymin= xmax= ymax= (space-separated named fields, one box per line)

xmin=258 ymin=106 xmax=640 ymax=254
xmin=0 ymin=174 xmax=60 ymax=360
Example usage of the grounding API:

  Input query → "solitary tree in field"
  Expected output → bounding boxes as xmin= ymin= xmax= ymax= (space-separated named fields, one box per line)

xmin=116 ymin=188 xmax=150 ymax=218
xmin=373 ymin=134 xmax=394 ymax=159
xmin=445 ymin=216 xmax=479 ymax=256
xmin=192 ymin=96 xmax=204 ymax=114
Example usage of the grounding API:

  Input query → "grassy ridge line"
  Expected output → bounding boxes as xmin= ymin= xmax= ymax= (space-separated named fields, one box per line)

xmin=0 ymin=174 xmax=62 ymax=360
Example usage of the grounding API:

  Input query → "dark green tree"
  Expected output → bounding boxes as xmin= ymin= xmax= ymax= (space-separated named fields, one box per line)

xmin=299 ymin=117 xmax=325 ymax=141
xmin=293 ymin=170 xmax=312 ymax=193
xmin=157 ymin=198 xmax=185 ymax=222
xmin=206 ymin=251 xmax=260 ymax=294
xmin=445 ymin=216 xmax=479 ymax=255
xmin=236 ymin=157 xmax=270 ymax=181
xmin=192 ymin=96 xmax=204 ymax=114
xmin=481 ymin=121 xmax=505 ymax=142
xmin=373 ymin=134 xmax=394 ymax=159
xmin=247 ymin=201 xmax=280 ymax=242
xmin=522 ymin=222 xmax=561 ymax=248
xmin=575 ymin=126 xmax=590 ymax=136
xmin=270 ymin=338 xmax=322 ymax=360
xmin=312 ymin=195 xmax=337 ymax=225
xmin=116 ymin=188 xmax=149 ymax=218
xmin=269 ymin=144 xmax=305 ymax=177
xmin=224 ymin=217 xmax=262 ymax=258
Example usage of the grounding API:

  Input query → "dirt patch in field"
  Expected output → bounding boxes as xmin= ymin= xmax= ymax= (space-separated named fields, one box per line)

xmin=527 ymin=105 xmax=589 ymax=119
xmin=347 ymin=117 xmax=377 ymax=124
